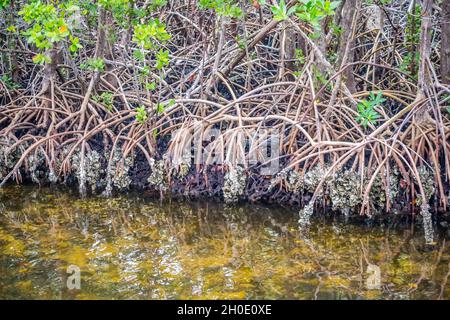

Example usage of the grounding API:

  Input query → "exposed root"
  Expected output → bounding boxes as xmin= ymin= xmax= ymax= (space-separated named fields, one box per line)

xmin=0 ymin=0 xmax=449 ymax=244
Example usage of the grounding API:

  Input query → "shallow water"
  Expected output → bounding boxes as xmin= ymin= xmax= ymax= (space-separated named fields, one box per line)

xmin=0 ymin=185 xmax=449 ymax=300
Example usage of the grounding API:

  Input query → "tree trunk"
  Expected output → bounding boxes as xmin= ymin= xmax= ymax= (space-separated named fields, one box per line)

xmin=313 ymin=19 xmax=328 ymax=77
xmin=41 ymin=49 xmax=58 ymax=95
xmin=39 ymin=47 xmax=59 ymax=128
xmin=78 ymin=6 xmax=107 ymax=130
xmin=8 ymin=0 xmax=20 ymax=83
xmin=336 ymin=0 xmax=359 ymax=93
xmin=414 ymin=0 xmax=436 ymax=126
xmin=280 ymin=22 xmax=296 ymax=80
xmin=417 ymin=0 xmax=433 ymax=99
xmin=441 ymin=0 xmax=450 ymax=84
xmin=104 ymin=12 xmax=118 ymax=90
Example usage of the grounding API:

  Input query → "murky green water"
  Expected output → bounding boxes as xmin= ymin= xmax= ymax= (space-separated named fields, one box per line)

xmin=0 ymin=185 xmax=449 ymax=300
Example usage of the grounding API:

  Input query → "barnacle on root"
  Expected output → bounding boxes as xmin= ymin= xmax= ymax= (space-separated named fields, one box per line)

xmin=269 ymin=168 xmax=302 ymax=192
xmin=0 ymin=138 xmax=23 ymax=180
xmin=71 ymin=150 xmax=104 ymax=193
xmin=415 ymin=166 xmax=436 ymax=205
xmin=223 ymin=164 xmax=246 ymax=204
xmin=27 ymin=150 xmax=45 ymax=184
xmin=329 ymin=170 xmax=362 ymax=215
xmin=172 ymin=153 xmax=191 ymax=179
xmin=110 ymin=152 xmax=133 ymax=191
xmin=148 ymin=158 xmax=169 ymax=191
xmin=102 ymin=149 xmax=133 ymax=196
xmin=420 ymin=202 xmax=434 ymax=244
xmin=303 ymin=165 xmax=333 ymax=196
xmin=298 ymin=201 xmax=314 ymax=227
xmin=368 ymin=166 xmax=400 ymax=211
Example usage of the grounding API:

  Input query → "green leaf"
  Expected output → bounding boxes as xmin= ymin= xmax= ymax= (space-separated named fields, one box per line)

xmin=82 ymin=58 xmax=105 ymax=71
xmin=156 ymin=103 xmax=165 ymax=114
xmin=0 ymin=0 xmax=11 ymax=10
xmin=152 ymin=128 xmax=159 ymax=138
xmin=355 ymin=91 xmax=384 ymax=129
xmin=133 ymin=50 xmax=145 ymax=61
xmin=271 ymin=0 xmax=293 ymax=21
xmin=135 ymin=106 xmax=148 ymax=124
xmin=146 ymin=82 xmax=156 ymax=90
xmin=32 ymin=53 xmax=50 ymax=65
xmin=155 ymin=49 xmax=169 ymax=70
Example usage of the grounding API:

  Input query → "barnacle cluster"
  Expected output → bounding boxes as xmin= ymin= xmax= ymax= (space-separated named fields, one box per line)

xmin=223 ymin=164 xmax=246 ymax=204
xmin=298 ymin=201 xmax=314 ymax=227
xmin=268 ymin=168 xmax=288 ymax=191
xmin=286 ymin=170 xmax=303 ymax=192
xmin=369 ymin=175 xmax=385 ymax=208
xmin=303 ymin=165 xmax=333 ymax=195
xmin=148 ymin=158 xmax=169 ymax=191
xmin=416 ymin=166 xmax=436 ymax=204
xmin=27 ymin=150 xmax=45 ymax=184
xmin=387 ymin=166 xmax=400 ymax=202
xmin=107 ymin=150 xmax=133 ymax=191
xmin=420 ymin=202 xmax=434 ymax=244
xmin=329 ymin=170 xmax=362 ymax=214
xmin=368 ymin=167 xmax=400 ymax=209
xmin=102 ymin=180 xmax=113 ymax=198
xmin=268 ymin=168 xmax=302 ymax=192
xmin=0 ymin=138 xmax=21 ymax=180
xmin=54 ymin=146 xmax=70 ymax=178
xmin=71 ymin=150 xmax=104 ymax=193
xmin=48 ymin=167 xmax=58 ymax=184
xmin=173 ymin=153 xmax=191 ymax=179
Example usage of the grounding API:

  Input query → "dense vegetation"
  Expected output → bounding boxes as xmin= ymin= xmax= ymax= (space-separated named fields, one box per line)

xmin=0 ymin=0 xmax=449 ymax=242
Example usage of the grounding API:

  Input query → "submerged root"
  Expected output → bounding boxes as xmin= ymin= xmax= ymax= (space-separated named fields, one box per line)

xmin=298 ymin=202 xmax=314 ymax=227
xmin=420 ymin=203 xmax=434 ymax=244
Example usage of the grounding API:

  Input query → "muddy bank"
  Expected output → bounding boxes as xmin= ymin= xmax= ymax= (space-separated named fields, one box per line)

xmin=1 ymin=141 xmax=449 ymax=219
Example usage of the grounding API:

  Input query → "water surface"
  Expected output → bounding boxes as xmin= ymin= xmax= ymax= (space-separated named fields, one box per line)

xmin=0 ymin=185 xmax=449 ymax=299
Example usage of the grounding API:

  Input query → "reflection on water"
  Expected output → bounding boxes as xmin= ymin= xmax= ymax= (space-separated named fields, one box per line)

xmin=0 ymin=185 xmax=449 ymax=300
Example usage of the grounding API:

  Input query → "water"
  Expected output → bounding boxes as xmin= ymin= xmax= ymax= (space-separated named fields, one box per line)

xmin=0 ymin=185 xmax=448 ymax=300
